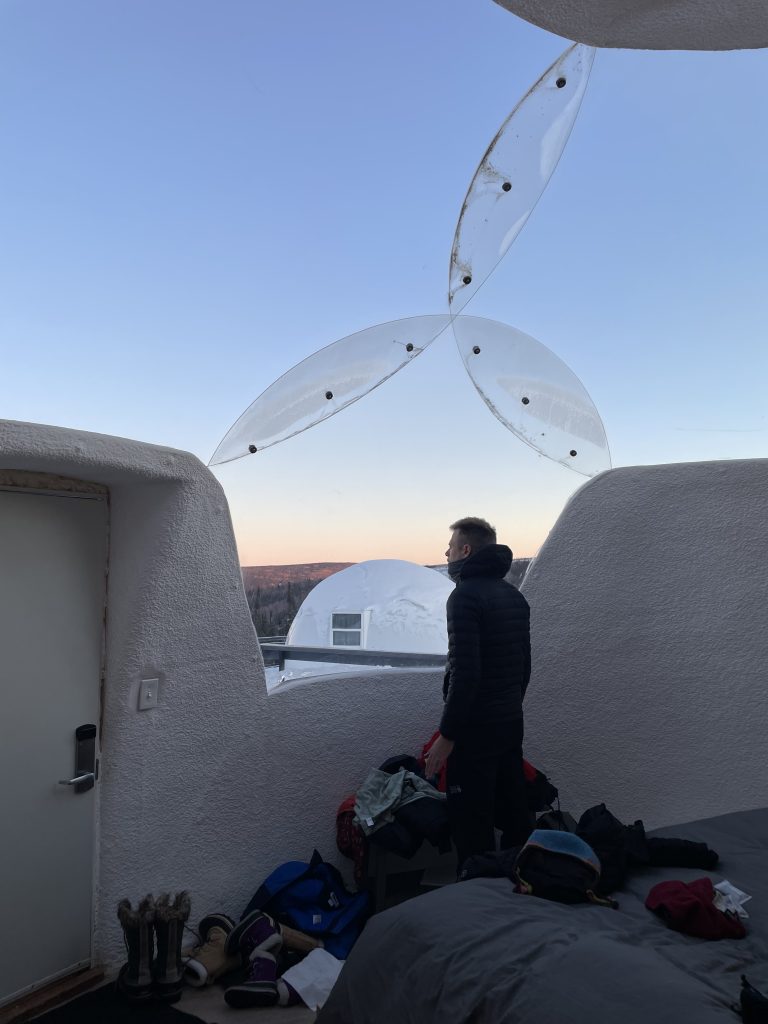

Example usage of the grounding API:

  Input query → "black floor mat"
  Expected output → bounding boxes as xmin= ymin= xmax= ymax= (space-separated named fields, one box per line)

xmin=33 ymin=984 xmax=205 ymax=1024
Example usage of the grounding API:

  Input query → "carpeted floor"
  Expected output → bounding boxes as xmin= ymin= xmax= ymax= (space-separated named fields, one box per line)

xmin=32 ymin=984 xmax=205 ymax=1024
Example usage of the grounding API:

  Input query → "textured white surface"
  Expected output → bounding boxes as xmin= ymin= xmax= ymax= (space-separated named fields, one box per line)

xmin=287 ymin=559 xmax=452 ymax=653
xmin=7 ymin=417 xmax=766 ymax=974
xmin=521 ymin=459 xmax=768 ymax=829
xmin=492 ymin=0 xmax=768 ymax=50
xmin=0 ymin=420 xmax=444 ymax=974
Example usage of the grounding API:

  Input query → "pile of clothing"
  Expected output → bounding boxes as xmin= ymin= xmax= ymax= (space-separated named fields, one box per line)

xmin=460 ymin=802 xmax=753 ymax=943
xmin=462 ymin=802 xmax=720 ymax=893
xmin=336 ymin=753 xmax=450 ymax=883
xmin=336 ymin=743 xmax=559 ymax=882
xmin=353 ymin=755 xmax=450 ymax=857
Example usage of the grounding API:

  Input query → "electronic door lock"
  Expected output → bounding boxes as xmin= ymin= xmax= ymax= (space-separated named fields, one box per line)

xmin=58 ymin=723 xmax=97 ymax=794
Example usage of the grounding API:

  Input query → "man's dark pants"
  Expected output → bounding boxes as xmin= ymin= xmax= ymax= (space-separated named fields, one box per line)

xmin=446 ymin=719 xmax=532 ymax=869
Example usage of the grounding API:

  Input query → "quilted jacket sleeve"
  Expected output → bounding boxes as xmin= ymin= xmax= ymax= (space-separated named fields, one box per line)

xmin=439 ymin=586 xmax=482 ymax=742
xmin=522 ymin=602 xmax=531 ymax=699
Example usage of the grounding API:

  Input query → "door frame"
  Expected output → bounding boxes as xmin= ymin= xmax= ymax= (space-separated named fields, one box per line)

xmin=0 ymin=469 xmax=110 ymax=1006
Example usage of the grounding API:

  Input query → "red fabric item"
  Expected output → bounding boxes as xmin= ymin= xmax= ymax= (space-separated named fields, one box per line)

xmin=420 ymin=733 xmax=539 ymax=792
xmin=419 ymin=731 xmax=447 ymax=792
xmin=336 ymin=795 xmax=367 ymax=885
xmin=645 ymin=877 xmax=747 ymax=940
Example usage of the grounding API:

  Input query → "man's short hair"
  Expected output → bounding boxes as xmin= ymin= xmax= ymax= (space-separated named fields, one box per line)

xmin=450 ymin=516 xmax=497 ymax=551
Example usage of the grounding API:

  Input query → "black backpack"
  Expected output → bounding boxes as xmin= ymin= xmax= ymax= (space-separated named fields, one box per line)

xmin=514 ymin=830 xmax=618 ymax=908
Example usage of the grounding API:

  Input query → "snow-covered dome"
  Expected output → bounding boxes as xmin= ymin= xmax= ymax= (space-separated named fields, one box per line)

xmin=286 ymin=559 xmax=453 ymax=654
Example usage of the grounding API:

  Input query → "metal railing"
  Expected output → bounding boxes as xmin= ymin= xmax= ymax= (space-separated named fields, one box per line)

xmin=260 ymin=643 xmax=446 ymax=672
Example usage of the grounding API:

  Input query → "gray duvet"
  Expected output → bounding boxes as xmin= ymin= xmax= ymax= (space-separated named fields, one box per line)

xmin=318 ymin=807 xmax=768 ymax=1023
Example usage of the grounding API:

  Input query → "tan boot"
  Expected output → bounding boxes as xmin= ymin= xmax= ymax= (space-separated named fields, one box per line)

xmin=183 ymin=914 xmax=241 ymax=987
xmin=280 ymin=922 xmax=324 ymax=953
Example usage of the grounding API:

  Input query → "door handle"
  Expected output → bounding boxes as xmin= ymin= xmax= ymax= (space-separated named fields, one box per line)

xmin=59 ymin=772 xmax=96 ymax=787
xmin=59 ymin=723 xmax=98 ymax=793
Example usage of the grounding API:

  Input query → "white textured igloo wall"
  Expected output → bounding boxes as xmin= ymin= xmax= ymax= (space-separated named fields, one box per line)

xmin=493 ymin=0 xmax=768 ymax=50
xmin=0 ymin=420 xmax=444 ymax=972
xmin=521 ymin=459 xmax=768 ymax=829
xmin=257 ymin=668 xmax=442 ymax=885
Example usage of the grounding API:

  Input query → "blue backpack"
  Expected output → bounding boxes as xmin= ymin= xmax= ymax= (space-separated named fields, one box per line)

xmin=241 ymin=850 xmax=370 ymax=958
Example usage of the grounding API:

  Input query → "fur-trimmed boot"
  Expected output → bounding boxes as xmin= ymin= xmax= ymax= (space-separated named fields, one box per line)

xmin=116 ymin=895 xmax=156 ymax=1003
xmin=153 ymin=891 xmax=191 ymax=1002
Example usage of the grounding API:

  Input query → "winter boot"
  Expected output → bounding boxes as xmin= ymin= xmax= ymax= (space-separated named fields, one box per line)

xmin=116 ymin=895 xmax=155 ymax=1003
xmin=225 ymin=909 xmax=283 ymax=959
xmin=277 ymin=977 xmax=303 ymax=1007
xmin=224 ymin=912 xmax=284 ymax=1008
xmin=281 ymin=922 xmax=324 ymax=953
xmin=183 ymin=913 xmax=241 ymax=987
xmin=224 ymin=951 xmax=279 ymax=1008
xmin=226 ymin=908 xmax=322 ymax=957
xmin=153 ymin=891 xmax=191 ymax=1003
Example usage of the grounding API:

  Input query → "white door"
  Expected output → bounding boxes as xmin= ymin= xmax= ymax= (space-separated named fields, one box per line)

xmin=0 ymin=487 xmax=107 ymax=1007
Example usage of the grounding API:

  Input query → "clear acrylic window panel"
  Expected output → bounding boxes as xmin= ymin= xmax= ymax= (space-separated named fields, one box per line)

xmin=449 ymin=44 xmax=595 ymax=313
xmin=452 ymin=315 xmax=610 ymax=477
xmin=209 ymin=315 xmax=453 ymax=465
xmin=332 ymin=630 xmax=362 ymax=647
xmin=332 ymin=613 xmax=362 ymax=629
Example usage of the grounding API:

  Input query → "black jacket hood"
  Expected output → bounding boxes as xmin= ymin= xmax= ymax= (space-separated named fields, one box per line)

xmin=458 ymin=543 xmax=513 ymax=581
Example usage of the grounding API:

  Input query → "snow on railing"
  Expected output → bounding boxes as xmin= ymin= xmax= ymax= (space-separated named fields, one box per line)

xmin=260 ymin=643 xmax=446 ymax=672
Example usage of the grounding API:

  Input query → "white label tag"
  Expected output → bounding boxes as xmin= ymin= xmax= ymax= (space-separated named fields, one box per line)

xmin=714 ymin=880 xmax=752 ymax=918
xmin=365 ymin=817 xmax=374 ymax=827
xmin=313 ymin=914 xmax=322 ymax=924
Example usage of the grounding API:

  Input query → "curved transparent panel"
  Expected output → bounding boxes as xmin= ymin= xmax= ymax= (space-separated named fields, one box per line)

xmin=209 ymin=315 xmax=452 ymax=465
xmin=453 ymin=316 xmax=610 ymax=476
xmin=448 ymin=44 xmax=595 ymax=312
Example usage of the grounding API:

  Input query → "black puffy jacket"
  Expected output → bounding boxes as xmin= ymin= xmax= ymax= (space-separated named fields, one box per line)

xmin=439 ymin=544 xmax=531 ymax=742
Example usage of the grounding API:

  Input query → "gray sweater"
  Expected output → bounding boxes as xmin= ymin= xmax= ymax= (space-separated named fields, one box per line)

xmin=354 ymin=768 xmax=445 ymax=836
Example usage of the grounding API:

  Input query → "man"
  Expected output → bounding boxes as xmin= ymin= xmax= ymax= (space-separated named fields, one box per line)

xmin=424 ymin=516 xmax=532 ymax=869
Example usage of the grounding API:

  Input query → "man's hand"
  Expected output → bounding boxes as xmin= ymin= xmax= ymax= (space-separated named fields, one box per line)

xmin=424 ymin=733 xmax=454 ymax=779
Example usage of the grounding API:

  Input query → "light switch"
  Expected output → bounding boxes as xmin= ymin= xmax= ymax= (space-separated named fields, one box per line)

xmin=138 ymin=678 xmax=159 ymax=711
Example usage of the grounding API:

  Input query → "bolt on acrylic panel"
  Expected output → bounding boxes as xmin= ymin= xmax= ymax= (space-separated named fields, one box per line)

xmin=448 ymin=44 xmax=595 ymax=313
xmin=209 ymin=315 xmax=454 ymax=465
xmin=211 ymin=314 xmax=610 ymax=478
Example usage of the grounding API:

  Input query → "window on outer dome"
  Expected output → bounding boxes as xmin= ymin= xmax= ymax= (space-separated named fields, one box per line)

xmin=331 ymin=613 xmax=362 ymax=647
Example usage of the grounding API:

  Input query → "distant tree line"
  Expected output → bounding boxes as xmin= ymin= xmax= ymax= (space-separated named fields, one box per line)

xmin=243 ymin=577 xmax=319 ymax=638
xmin=243 ymin=559 xmax=532 ymax=639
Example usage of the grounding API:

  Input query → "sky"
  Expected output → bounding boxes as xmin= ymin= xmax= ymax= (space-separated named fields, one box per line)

xmin=1 ymin=1 xmax=766 ymax=566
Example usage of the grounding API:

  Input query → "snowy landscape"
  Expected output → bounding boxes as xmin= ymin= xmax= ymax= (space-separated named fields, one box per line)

xmin=250 ymin=556 xmax=532 ymax=690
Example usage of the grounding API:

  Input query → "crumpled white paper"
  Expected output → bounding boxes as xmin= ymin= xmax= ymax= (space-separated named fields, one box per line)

xmin=281 ymin=948 xmax=344 ymax=1011
xmin=713 ymin=880 xmax=752 ymax=919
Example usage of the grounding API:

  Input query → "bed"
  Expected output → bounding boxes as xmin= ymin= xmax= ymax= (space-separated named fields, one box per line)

xmin=317 ymin=807 xmax=768 ymax=1023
